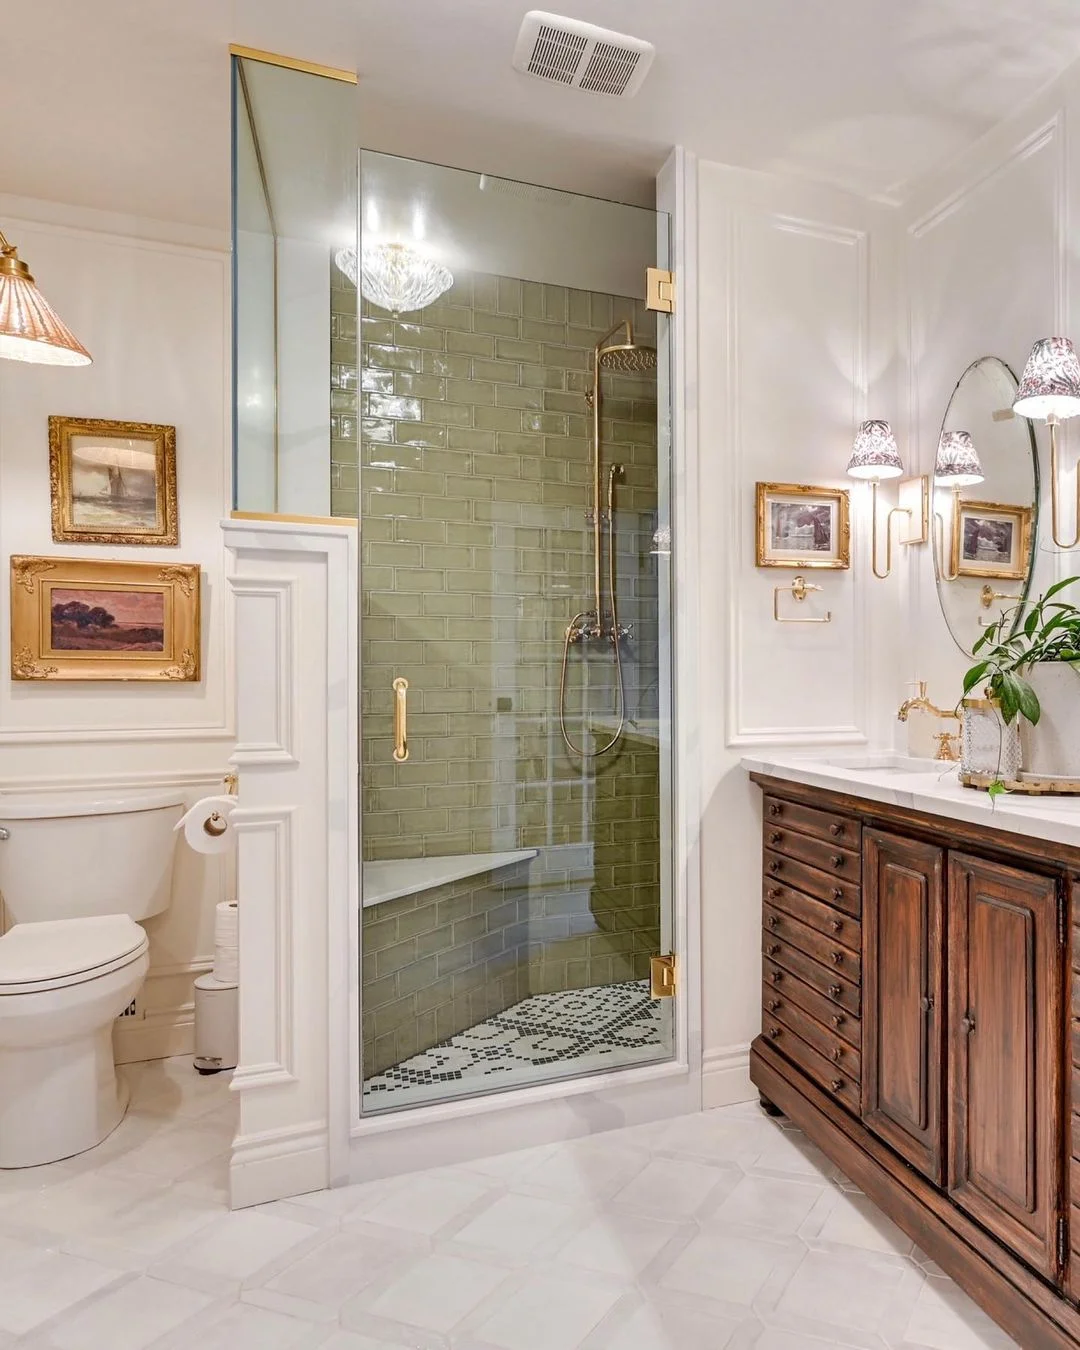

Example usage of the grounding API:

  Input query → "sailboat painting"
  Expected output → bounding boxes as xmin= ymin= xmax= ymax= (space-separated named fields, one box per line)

xmin=49 ymin=417 xmax=178 ymax=546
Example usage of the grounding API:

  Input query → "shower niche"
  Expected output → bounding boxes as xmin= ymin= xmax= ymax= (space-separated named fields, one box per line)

xmin=353 ymin=152 xmax=676 ymax=1112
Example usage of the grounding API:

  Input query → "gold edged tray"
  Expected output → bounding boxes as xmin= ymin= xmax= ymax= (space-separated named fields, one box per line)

xmin=960 ymin=771 xmax=1080 ymax=796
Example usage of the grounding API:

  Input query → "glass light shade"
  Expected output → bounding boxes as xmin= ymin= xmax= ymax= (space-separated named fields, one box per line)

xmin=935 ymin=429 xmax=984 ymax=488
xmin=0 ymin=246 xmax=91 ymax=367
xmin=334 ymin=242 xmax=454 ymax=317
xmin=1013 ymin=337 xmax=1080 ymax=421
xmin=846 ymin=419 xmax=904 ymax=480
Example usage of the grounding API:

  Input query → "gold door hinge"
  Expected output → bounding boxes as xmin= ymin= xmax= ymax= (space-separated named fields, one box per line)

xmin=646 ymin=267 xmax=675 ymax=314
xmin=650 ymin=954 xmax=677 ymax=999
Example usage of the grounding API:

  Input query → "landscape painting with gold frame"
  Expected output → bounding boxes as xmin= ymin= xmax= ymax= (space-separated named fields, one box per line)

xmin=49 ymin=416 xmax=178 ymax=545
xmin=10 ymin=557 xmax=200 ymax=682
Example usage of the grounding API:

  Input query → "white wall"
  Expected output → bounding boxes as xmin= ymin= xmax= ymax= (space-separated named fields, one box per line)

xmin=695 ymin=162 xmax=903 ymax=1105
xmin=899 ymin=67 xmax=1080 ymax=698
xmin=0 ymin=196 xmax=234 ymax=1062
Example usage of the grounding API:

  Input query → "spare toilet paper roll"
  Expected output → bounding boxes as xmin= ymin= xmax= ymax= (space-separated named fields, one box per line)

xmin=174 ymin=795 xmax=238 ymax=855
xmin=213 ymin=900 xmax=239 ymax=985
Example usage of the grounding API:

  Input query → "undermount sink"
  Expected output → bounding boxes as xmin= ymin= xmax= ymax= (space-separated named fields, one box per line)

xmin=817 ymin=753 xmax=949 ymax=775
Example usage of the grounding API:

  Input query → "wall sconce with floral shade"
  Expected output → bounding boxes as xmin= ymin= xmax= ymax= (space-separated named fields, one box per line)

xmin=932 ymin=429 xmax=985 ymax=582
xmin=845 ymin=419 xmax=928 ymax=578
xmin=1013 ymin=337 xmax=1080 ymax=549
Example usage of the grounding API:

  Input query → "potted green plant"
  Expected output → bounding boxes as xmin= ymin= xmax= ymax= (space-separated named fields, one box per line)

xmin=963 ymin=576 xmax=1080 ymax=782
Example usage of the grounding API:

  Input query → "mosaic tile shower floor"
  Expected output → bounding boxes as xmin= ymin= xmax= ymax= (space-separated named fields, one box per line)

xmin=363 ymin=979 xmax=669 ymax=1110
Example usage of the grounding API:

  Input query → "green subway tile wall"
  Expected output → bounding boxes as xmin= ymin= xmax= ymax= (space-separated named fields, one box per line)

xmin=343 ymin=261 xmax=666 ymax=1087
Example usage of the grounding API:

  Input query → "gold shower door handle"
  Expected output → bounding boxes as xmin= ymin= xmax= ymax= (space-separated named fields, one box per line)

xmin=392 ymin=677 xmax=409 ymax=762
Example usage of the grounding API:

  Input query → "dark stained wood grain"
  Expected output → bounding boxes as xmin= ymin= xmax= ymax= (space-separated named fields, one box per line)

xmin=861 ymin=829 xmax=945 ymax=1185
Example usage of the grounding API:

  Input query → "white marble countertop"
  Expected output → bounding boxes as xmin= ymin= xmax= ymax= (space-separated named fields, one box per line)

xmin=741 ymin=750 xmax=1080 ymax=851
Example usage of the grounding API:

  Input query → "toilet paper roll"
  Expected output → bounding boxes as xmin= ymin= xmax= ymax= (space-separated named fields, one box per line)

xmin=213 ymin=900 xmax=239 ymax=985
xmin=174 ymin=795 xmax=238 ymax=855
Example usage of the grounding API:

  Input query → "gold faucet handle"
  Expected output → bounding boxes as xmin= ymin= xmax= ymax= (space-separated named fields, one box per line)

xmin=934 ymin=730 xmax=959 ymax=761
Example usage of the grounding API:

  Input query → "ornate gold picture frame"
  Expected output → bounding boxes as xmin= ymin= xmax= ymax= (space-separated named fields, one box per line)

xmin=10 ymin=557 xmax=200 ymax=682
xmin=49 ymin=416 xmax=178 ymax=545
xmin=755 ymin=482 xmax=851 ymax=569
xmin=952 ymin=500 xmax=1033 ymax=581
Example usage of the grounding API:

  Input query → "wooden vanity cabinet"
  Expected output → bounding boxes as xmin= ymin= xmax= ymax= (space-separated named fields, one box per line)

xmin=750 ymin=775 xmax=1078 ymax=1350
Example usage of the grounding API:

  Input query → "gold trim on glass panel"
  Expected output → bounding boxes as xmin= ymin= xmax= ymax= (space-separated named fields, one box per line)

xmin=10 ymin=556 xmax=200 ymax=682
xmin=228 ymin=45 xmax=358 ymax=84
xmin=755 ymin=482 xmax=851 ymax=569
xmin=229 ymin=510 xmax=358 ymax=527
xmin=49 ymin=416 xmax=178 ymax=546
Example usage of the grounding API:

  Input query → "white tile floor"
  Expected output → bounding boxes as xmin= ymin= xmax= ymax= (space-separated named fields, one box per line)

xmin=0 ymin=1060 xmax=1019 ymax=1350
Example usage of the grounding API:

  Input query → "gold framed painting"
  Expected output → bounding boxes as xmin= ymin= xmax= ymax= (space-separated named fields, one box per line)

xmin=49 ymin=416 xmax=178 ymax=545
xmin=952 ymin=501 xmax=1033 ymax=580
xmin=11 ymin=557 xmax=200 ymax=682
xmin=755 ymin=482 xmax=851 ymax=569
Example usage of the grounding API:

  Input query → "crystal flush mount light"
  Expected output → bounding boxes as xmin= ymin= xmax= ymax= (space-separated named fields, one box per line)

xmin=1013 ymin=336 xmax=1080 ymax=548
xmin=334 ymin=243 xmax=454 ymax=318
xmin=0 ymin=228 xmax=91 ymax=366
xmin=935 ymin=430 xmax=984 ymax=488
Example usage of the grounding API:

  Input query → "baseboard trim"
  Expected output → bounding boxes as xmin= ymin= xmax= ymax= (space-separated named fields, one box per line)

xmin=702 ymin=1042 xmax=753 ymax=1109
xmin=113 ymin=1016 xmax=195 ymax=1066
xmin=229 ymin=1120 xmax=329 ymax=1209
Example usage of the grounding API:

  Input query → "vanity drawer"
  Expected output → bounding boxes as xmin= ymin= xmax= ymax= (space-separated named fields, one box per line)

xmin=764 ymin=828 xmax=860 ymax=879
xmin=764 ymin=907 xmax=861 ymax=985
xmin=764 ymin=883 xmax=860 ymax=952
xmin=762 ymin=1012 xmax=860 ymax=1113
xmin=764 ymin=796 xmax=861 ymax=850
xmin=763 ymin=851 xmax=861 ymax=916
xmin=763 ymin=950 xmax=860 ymax=1018
xmin=764 ymin=967 xmax=860 ymax=1050
xmin=763 ymin=997 xmax=862 ymax=1081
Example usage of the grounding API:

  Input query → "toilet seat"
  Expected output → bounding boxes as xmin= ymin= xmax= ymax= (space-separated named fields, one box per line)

xmin=0 ymin=916 xmax=148 ymax=995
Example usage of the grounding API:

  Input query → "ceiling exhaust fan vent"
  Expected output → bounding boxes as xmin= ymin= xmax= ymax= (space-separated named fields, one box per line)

xmin=512 ymin=11 xmax=655 ymax=99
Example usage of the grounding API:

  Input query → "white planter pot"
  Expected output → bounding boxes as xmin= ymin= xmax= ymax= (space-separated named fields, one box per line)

xmin=1020 ymin=661 xmax=1080 ymax=779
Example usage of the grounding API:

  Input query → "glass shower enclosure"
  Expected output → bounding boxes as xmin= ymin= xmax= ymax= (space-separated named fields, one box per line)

xmin=231 ymin=50 xmax=677 ymax=1122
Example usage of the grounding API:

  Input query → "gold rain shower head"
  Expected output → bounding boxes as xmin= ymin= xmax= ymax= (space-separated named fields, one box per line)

xmin=597 ymin=340 xmax=658 ymax=373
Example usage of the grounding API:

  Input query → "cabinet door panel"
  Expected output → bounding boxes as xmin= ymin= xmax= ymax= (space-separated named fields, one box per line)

xmin=948 ymin=853 xmax=1064 ymax=1283
xmin=862 ymin=830 xmax=945 ymax=1183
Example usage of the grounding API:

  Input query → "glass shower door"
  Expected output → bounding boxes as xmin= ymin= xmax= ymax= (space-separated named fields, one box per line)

xmin=353 ymin=152 xmax=675 ymax=1113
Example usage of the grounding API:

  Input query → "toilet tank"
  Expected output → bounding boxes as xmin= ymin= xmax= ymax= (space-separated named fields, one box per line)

xmin=0 ymin=790 xmax=184 ymax=925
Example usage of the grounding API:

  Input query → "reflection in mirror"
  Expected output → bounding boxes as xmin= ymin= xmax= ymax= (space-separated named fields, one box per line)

xmin=932 ymin=356 xmax=1040 ymax=656
xmin=231 ymin=53 xmax=358 ymax=516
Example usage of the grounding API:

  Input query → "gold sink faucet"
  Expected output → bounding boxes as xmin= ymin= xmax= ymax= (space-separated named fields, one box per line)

xmin=897 ymin=681 xmax=960 ymax=724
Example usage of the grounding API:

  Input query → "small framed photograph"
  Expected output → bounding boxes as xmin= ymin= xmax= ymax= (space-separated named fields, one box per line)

xmin=952 ymin=501 xmax=1033 ymax=580
xmin=10 ymin=556 xmax=200 ymax=682
xmin=49 ymin=416 xmax=178 ymax=545
xmin=755 ymin=482 xmax=851 ymax=569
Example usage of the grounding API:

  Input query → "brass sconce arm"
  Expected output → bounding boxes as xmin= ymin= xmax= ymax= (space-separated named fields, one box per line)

xmin=870 ymin=481 xmax=910 ymax=580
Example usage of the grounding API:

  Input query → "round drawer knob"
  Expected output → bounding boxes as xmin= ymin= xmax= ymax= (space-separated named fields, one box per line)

xmin=831 ymin=1047 xmax=843 ymax=1062
xmin=830 ymin=855 xmax=845 ymax=870
xmin=920 ymin=995 xmax=934 ymax=1014
xmin=767 ymin=999 xmax=781 ymax=1012
xmin=769 ymin=803 xmax=782 ymax=817
xmin=831 ymin=1079 xmax=845 ymax=1093
xmin=829 ymin=823 xmax=844 ymax=837
xmin=767 ymin=914 xmax=779 ymax=929
xmin=769 ymin=831 xmax=782 ymax=845
xmin=831 ymin=1014 xmax=845 ymax=1028
xmin=829 ymin=984 xmax=842 ymax=998
xmin=767 ymin=888 xmax=781 ymax=900
xmin=831 ymin=887 xmax=844 ymax=901
xmin=770 ymin=970 xmax=783 ymax=984
xmin=768 ymin=860 xmax=782 ymax=874
xmin=766 ymin=943 xmax=780 ymax=956
xmin=831 ymin=919 xmax=843 ymax=934
xmin=767 ymin=1026 xmax=782 ymax=1040
xmin=831 ymin=951 xmax=844 ymax=965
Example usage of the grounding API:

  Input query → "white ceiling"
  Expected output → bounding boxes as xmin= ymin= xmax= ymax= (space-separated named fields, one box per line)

xmin=2 ymin=0 xmax=1080 ymax=231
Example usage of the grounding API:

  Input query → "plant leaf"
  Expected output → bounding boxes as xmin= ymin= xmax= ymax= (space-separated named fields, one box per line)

xmin=1014 ymin=676 xmax=1041 ymax=725
xmin=962 ymin=661 xmax=991 ymax=695
xmin=987 ymin=779 xmax=1010 ymax=802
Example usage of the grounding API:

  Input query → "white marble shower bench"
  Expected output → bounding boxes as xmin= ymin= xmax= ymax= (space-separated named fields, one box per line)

xmin=361 ymin=850 xmax=538 ymax=909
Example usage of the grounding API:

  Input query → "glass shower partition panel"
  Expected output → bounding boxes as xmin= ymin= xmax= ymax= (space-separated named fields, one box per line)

xmin=357 ymin=153 xmax=674 ymax=1113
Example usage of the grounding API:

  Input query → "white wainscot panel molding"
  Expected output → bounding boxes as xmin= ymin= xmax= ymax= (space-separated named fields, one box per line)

xmin=228 ymin=576 xmax=297 ymax=764
xmin=725 ymin=210 xmax=871 ymax=747
xmin=224 ymin=517 xmax=357 ymax=1209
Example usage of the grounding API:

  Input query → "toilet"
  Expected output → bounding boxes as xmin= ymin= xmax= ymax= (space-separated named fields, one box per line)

xmin=0 ymin=789 xmax=184 ymax=1168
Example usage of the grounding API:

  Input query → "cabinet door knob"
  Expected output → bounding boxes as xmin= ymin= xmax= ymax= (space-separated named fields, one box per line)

xmin=767 ymin=999 xmax=781 ymax=1012
xmin=830 ymin=950 xmax=844 ymax=964
xmin=766 ymin=943 xmax=780 ymax=956
xmin=920 ymin=995 xmax=934 ymax=1014
xmin=769 ymin=803 xmax=782 ymax=817
xmin=769 ymin=831 xmax=782 ymax=845
xmin=831 ymin=918 xmax=843 ymax=933
xmin=830 ymin=855 xmax=845 ymax=870
xmin=962 ymin=1014 xmax=976 ymax=1036
xmin=829 ymin=823 xmax=844 ymax=837
xmin=831 ymin=1013 xmax=845 ymax=1028
xmin=831 ymin=1079 xmax=845 ymax=1093
xmin=829 ymin=984 xmax=842 ymax=998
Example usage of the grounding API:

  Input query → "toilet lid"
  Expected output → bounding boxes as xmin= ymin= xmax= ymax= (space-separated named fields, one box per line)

xmin=0 ymin=915 xmax=147 ymax=990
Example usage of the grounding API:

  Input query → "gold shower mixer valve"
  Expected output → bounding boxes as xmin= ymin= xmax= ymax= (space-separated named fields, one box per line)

xmin=565 ymin=613 xmax=633 ymax=645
